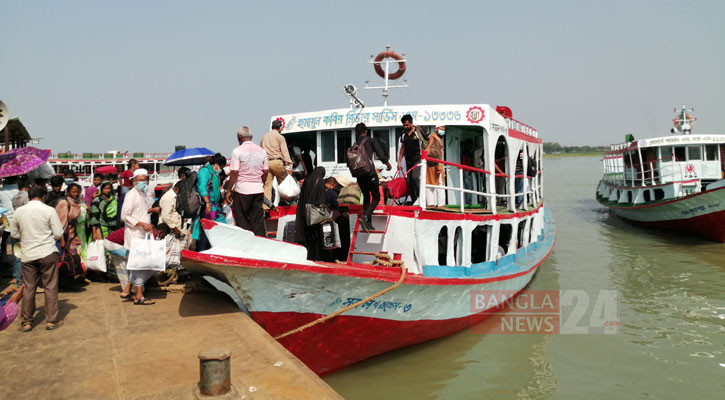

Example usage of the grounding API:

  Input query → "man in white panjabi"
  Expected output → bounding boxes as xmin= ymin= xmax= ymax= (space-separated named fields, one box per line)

xmin=120 ymin=169 xmax=156 ymax=305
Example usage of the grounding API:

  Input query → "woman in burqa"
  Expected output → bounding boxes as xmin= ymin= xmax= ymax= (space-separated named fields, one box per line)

xmin=296 ymin=166 xmax=327 ymax=260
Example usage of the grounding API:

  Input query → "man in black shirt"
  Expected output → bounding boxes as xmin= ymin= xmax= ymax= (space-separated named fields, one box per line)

xmin=355 ymin=123 xmax=391 ymax=231
xmin=397 ymin=114 xmax=427 ymax=205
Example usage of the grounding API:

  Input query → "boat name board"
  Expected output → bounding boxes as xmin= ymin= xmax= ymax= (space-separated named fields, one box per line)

xmin=330 ymin=297 xmax=413 ymax=313
xmin=273 ymin=104 xmax=492 ymax=134
xmin=639 ymin=135 xmax=725 ymax=147
xmin=681 ymin=202 xmax=722 ymax=217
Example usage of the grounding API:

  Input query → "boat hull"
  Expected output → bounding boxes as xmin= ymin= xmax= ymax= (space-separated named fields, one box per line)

xmin=596 ymin=184 xmax=725 ymax=242
xmin=182 ymin=209 xmax=556 ymax=375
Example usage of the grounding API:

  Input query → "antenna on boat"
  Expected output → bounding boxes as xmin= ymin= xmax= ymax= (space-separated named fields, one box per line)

xmin=365 ymin=45 xmax=409 ymax=106
xmin=343 ymin=84 xmax=365 ymax=109
xmin=671 ymin=105 xmax=696 ymax=135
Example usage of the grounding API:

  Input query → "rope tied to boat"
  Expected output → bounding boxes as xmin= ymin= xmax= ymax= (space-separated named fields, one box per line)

xmin=273 ymin=258 xmax=407 ymax=340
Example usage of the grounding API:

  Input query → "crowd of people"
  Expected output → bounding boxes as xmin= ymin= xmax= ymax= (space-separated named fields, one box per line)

xmin=0 ymin=114 xmax=458 ymax=331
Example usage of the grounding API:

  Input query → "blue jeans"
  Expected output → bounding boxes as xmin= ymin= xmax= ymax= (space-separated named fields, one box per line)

xmin=515 ymin=177 xmax=524 ymax=207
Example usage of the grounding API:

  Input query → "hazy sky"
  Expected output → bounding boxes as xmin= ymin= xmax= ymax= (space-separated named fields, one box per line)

xmin=2 ymin=0 xmax=724 ymax=153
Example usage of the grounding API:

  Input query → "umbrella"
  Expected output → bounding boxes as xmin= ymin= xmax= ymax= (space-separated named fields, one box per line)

xmin=27 ymin=162 xmax=56 ymax=180
xmin=164 ymin=147 xmax=215 ymax=166
xmin=0 ymin=146 xmax=51 ymax=178
xmin=95 ymin=165 xmax=120 ymax=174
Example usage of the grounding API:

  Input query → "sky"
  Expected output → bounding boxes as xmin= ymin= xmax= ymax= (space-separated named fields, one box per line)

xmin=2 ymin=0 xmax=724 ymax=153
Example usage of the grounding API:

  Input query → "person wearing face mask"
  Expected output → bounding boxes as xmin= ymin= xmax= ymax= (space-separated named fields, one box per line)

xmin=120 ymin=169 xmax=156 ymax=305
xmin=397 ymin=114 xmax=428 ymax=205
xmin=192 ymin=153 xmax=227 ymax=251
xmin=425 ymin=126 xmax=446 ymax=207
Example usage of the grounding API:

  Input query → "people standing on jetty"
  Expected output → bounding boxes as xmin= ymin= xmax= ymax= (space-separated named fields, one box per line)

xmin=120 ymin=169 xmax=155 ymax=305
xmin=397 ymin=114 xmax=427 ymax=205
xmin=226 ymin=126 xmax=268 ymax=237
xmin=10 ymin=186 xmax=64 ymax=331
xmin=353 ymin=123 xmax=391 ymax=231
xmin=89 ymin=181 xmax=119 ymax=240
xmin=192 ymin=154 xmax=227 ymax=251
xmin=261 ymin=120 xmax=292 ymax=209
xmin=159 ymin=182 xmax=183 ymax=238
xmin=84 ymin=173 xmax=104 ymax=207
xmin=0 ymin=175 xmax=20 ymax=278
xmin=120 ymin=159 xmax=139 ymax=189
xmin=296 ymin=166 xmax=327 ymax=260
xmin=9 ymin=176 xmax=31 ymax=287
xmin=46 ymin=176 xmax=66 ymax=206
xmin=425 ymin=126 xmax=446 ymax=207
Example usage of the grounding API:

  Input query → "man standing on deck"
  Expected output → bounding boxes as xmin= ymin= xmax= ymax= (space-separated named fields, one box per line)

xmin=397 ymin=114 xmax=427 ymax=205
xmin=353 ymin=123 xmax=391 ymax=231
xmin=10 ymin=186 xmax=64 ymax=331
xmin=226 ymin=126 xmax=269 ymax=236
xmin=119 ymin=159 xmax=140 ymax=189
xmin=260 ymin=120 xmax=292 ymax=209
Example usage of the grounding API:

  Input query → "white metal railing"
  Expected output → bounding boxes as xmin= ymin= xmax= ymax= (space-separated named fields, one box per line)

xmin=418 ymin=151 xmax=542 ymax=213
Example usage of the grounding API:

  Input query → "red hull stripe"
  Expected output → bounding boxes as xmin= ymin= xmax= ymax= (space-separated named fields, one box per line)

xmin=623 ymin=208 xmax=725 ymax=242
xmin=251 ymin=311 xmax=493 ymax=375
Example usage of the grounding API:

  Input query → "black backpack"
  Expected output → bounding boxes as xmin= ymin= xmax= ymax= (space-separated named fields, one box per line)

xmin=527 ymin=156 xmax=538 ymax=177
xmin=346 ymin=137 xmax=375 ymax=177
xmin=175 ymin=171 xmax=202 ymax=219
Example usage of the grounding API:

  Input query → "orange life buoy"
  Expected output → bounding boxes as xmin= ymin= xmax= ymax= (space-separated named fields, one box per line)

xmin=373 ymin=51 xmax=406 ymax=80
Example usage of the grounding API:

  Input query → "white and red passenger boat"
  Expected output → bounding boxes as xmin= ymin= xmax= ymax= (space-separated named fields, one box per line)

xmin=182 ymin=49 xmax=555 ymax=375
xmin=596 ymin=106 xmax=725 ymax=241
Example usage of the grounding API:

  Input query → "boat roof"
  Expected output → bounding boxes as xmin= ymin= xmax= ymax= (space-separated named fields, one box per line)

xmin=270 ymin=103 xmax=539 ymax=139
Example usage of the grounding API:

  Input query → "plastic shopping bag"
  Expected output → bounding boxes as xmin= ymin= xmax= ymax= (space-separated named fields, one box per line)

xmin=85 ymin=240 xmax=107 ymax=272
xmin=278 ymin=175 xmax=301 ymax=200
xmin=126 ymin=233 xmax=166 ymax=271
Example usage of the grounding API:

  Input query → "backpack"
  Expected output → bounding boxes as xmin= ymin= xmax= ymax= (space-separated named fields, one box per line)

xmin=175 ymin=171 xmax=202 ymax=219
xmin=346 ymin=137 xmax=375 ymax=177
xmin=527 ymin=156 xmax=538 ymax=177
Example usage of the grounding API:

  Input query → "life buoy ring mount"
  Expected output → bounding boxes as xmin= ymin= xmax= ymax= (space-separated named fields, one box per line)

xmin=373 ymin=51 xmax=406 ymax=80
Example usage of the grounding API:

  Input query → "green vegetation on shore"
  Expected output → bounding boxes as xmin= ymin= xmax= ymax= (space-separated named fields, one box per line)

xmin=542 ymin=142 xmax=606 ymax=158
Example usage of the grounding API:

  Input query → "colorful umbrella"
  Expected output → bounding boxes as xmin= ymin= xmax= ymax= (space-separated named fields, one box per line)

xmin=0 ymin=146 xmax=51 ymax=178
xmin=164 ymin=147 xmax=215 ymax=166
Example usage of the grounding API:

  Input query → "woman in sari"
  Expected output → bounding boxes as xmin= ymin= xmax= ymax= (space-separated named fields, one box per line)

xmin=89 ymin=181 xmax=119 ymax=240
xmin=192 ymin=154 xmax=227 ymax=251
xmin=55 ymin=183 xmax=88 ymax=288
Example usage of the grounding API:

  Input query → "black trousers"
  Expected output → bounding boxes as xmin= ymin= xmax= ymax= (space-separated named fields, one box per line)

xmin=406 ymin=166 xmax=421 ymax=205
xmin=232 ymin=192 xmax=266 ymax=237
xmin=357 ymin=174 xmax=380 ymax=220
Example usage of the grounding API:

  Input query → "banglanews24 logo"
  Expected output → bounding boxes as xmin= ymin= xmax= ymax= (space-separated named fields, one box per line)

xmin=469 ymin=290 xmax=620 ymax=334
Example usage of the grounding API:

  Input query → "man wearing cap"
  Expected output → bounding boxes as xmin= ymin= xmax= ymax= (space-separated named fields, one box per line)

xmin=354 ymin=123 xmax=391 ymax=231
xmin=260 ymin=120 xmax=292 ymax=209
xmin=225 ymin=126 xmax=269 ymax=236
xmin=120 ymin=168 xmax=155 ymax=305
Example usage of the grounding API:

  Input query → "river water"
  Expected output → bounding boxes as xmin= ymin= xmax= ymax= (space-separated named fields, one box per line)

xmin=324 ymin=156 xmax=725 ymax=399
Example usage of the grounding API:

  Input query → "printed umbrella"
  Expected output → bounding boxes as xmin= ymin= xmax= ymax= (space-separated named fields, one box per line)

xmin=0 ymin=146 xmax=51 ymax=178
xmin=164 ymin=147 xmax=215 ymax=166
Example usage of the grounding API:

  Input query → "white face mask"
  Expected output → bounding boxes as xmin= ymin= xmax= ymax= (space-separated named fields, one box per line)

xmin=112 ymin=183 xmax=119 ymax=190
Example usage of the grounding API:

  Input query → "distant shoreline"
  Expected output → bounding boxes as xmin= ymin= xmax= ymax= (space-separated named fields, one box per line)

xmin=543 ymin=152 xmax=602 ymax=159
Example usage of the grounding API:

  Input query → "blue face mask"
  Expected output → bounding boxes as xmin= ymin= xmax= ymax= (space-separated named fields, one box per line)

xmin=64 ymin=178 xmax=74 ymax=185
xmin=135 ymin=181 xmax=147 ymax=192
xmin=438 ymin=130 xmax=445 ymax=136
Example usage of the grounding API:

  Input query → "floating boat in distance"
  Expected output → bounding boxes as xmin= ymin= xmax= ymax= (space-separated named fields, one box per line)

xmin=182 ymin=48 xmax=556 ymax=375
xmin=596 ymin=106 xmax=725 ymax=242
xmin=47 ymin=151 xmax=176 ymax=187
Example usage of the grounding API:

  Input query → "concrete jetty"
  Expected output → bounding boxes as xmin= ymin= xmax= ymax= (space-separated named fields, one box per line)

xmin=0 ymin=281 xmax=342 ymax=399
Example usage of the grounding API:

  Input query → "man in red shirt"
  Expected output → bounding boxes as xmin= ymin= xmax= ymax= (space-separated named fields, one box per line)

xmin=119 ymin=159 xmax=139 ymax=188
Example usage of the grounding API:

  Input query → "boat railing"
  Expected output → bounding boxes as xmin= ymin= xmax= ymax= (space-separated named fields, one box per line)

xmin=419 ymin=151 xmax=541 ymax=214
xmin=50 ymin=152 xmax=172 ymax=161
xmin=602 ymin=154 xmax=692 ymax=195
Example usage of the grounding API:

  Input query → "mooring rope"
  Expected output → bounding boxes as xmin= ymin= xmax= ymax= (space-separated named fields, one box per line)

xmin=274 ymin=254 xmax=407 ymax=340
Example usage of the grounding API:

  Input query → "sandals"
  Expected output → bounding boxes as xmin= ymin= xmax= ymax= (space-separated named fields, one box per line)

xmin=46 ymin=321 xmax=63 ymax=331
xmin=21 ymin=324 xmax=32 ymax=333
xmin=133 ymin=297 xmax=155 ymax=305
xmin=120 ymin=292 xmax=133 ymax=300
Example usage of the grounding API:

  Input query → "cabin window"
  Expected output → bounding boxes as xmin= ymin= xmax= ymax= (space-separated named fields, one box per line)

xmin=627 ymin=191 xmax=632 ymax=203
xmin=454 ymin=226 xmax=463 ymax=265
xmin=705 ymin=145 xmax=718 ymax=161
xmin=674 ymin=146 xmax=686 ymax=162
xmin=321 ymin=131 xmax=335 ymax=162
xmin=687 ymin=146 xmax=702 ymax=161
xmin=498 ymin=224 xmax=512 ymax=256
xmin=371 ymin=129 xmax=390 ymax=161
xmin=517 ymin=220 xmax=527 ymax=249
xmin=471 ymin=225 xmax=490 ymax=264
xmin=660 ymin=146 xmax=674 ymax=162
xmin=643 ymin=190 xmax=651 ymax=202
xmin=336 ymin=130 xmax=353 ymax=164
xmin=438 ymin=226 xmax=448 ymax=265
xmin=654 ymin=188 xmax=665 ymax=200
